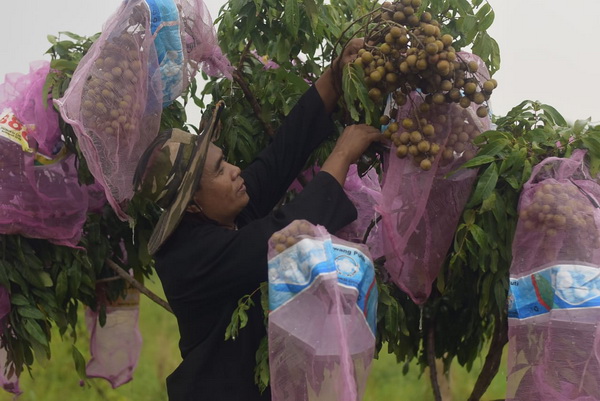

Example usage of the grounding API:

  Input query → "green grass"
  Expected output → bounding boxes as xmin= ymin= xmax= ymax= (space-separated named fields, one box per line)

xmin=0 ymin=279 xmax=506 ymax=400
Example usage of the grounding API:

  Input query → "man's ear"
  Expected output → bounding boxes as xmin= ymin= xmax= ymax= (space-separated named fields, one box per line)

xmin=186 ymin=196 xmax=202 ymax=214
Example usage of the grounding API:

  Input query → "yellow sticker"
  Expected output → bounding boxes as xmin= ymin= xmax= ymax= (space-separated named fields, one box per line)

xmin=0 ymin=109 xmax=32 ymax=153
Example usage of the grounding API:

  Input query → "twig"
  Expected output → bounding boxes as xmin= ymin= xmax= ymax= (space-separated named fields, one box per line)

xmin=105 ymin=259 xmax=173 ymax=314
xmin=238 ymin=40 xmax=254 ymax=71
xmin=362 ymin=215 xmax=383 ymax=244
xmin=467 ymin=317 xmax=508 ymax=401
xmin=426 ymin=320 xmax=443 ymax=401
xmin=232 ymin=69 xmax=275 ymax=137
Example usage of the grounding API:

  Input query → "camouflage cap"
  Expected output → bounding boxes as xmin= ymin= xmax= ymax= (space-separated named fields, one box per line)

xmin=134 ymin=101 xmax=224 ymax=255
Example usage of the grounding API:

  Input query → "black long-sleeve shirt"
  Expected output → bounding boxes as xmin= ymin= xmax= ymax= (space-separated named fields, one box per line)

xmin=154 ymin=85 xmax=357 ymax=401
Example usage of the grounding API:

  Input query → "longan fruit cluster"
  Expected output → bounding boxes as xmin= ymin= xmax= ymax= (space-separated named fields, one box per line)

xmin=382 ymin=105 xmax=441 ymax=171
xmin=519 ymin=183 xmax=600 ymax=248
xmin=80 ymin=27 xmax=145 ymax=138
xmin=270 ymin=220 xmax=317 ymax=254
xmin=355 ymin=0 xmax=497 ymax=117
xmin=382 ymin=102 xmax=482 ymax=170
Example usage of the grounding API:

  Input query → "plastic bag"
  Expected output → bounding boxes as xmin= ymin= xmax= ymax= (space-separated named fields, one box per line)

xmin=85 ymin=287 xmax=142 ymax=389
xmin=507 ymin=149 xmax=600 ymax=400
xmin=55 ymin=0 xmax=232 ymax=220
xmin=377 ymin=52 xmax=492 ymax=304
xmin=268 ymin=220 xmax=377 ymax=401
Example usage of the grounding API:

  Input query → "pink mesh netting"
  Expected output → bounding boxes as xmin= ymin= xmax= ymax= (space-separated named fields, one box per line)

xmin=377 ymin=53 xmax=492 ymax=304
xmin=55 ymin=0 xmax=232 ymax=220
xmin=0 ymin=127 xmax=89 ymax=247
xmin=55 ymin=0 xmax=163 ymax=221
xmin=0 ymin=61 xmax=90 ymax=247
xmin=507 ymin=149 xmax=600 ymax=400
xmin=267 ymin=221 xmax=376 ymax=401
xmin=337 ymin=164 xmax=384 ymax=260
xmin=85 ymin=287 xmax=142 ymax=389
xmin=0 ymin=286 xmax=20 ymax=396
xmin=175 ymin=0 xmax=233 ymax=79
xmin=0 ymin=61 xmax=60 ymax=157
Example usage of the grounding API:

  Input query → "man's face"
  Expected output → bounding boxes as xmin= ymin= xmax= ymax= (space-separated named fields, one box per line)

xmin=191 ymin=143 xmax=249 ymax=225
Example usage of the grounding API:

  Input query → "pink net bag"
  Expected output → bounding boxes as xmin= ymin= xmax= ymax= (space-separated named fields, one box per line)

xmin=0 ymin=61 xmax=61 ymax=157
xmin=0 ymin=61 xmax=90 ymax=246
xmin=267 ymin=220 xmax=377 ymax=401
xmin=337 ymin=164 xmax=384 ymax=260
xmin=85 ymin=287 xmax=142 ymax=388
xmin=55 ymin=0 xmax=232 ymax=220
xmin=377 ymin=53 xmax=492 ymax=304
xmin=506 ymin=149 xmax=600 ymax=400
xmin=0 ymin=286 xmax=20 ymax=396
xmin=0 ymin=119 xmax=89 ymax=247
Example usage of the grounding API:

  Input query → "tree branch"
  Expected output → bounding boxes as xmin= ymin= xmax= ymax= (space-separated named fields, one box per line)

xmin=232 ymin=69 xmax=275 ymax=137
xmin=238 ymin=40 xmax=253 ymax=71
xmin=467 ymin=317 xmax=508 ymax=401
xmin=105 ymin=259 xmax=173 ymax=314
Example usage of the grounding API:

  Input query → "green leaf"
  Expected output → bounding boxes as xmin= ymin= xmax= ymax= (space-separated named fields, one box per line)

xmin=478 ymin=138 xmax=510 ymax=157
xmin=39 ymin=272 xmax=53 ymax=287
xmin=521 ymin=159 xmax=532 ymax=186
xmin=303 ymin=0 xmax=319 ymax=30
xmin=499 ymin=147 xmax=525 ymax=175
xmin=467 ymin=163 xmax=499 ymax=208
xmin=582 ymin=135 xmax=600 ymax=156
xmin=50 ymin=59 xmax=78 ymax=73
xmin=538 ymin=104 xmax=567 ymax=127
xmin=23 ymin=319 xmax=48 ymax=346
xmin=55 ymin=270 xmax=69 ymax=305
xmin=480 ymin=190 xmax=496 ymax=213
xmin=254 ymin=336 xmax=270 ymax=392
xmin=461 ymin=154 xmax=495 ymax=169
xmin=285 ymin=0 xmax=300 ymax=38
xmin=10 ymin=294 xmax=30 ymax=306
xmin=72 ymin=345 xmax=88 ymax=381
xmin=17 ymin=306 xmax=45 ymax=320
xmin=468 ymin=224 xmax=487 ymax=252
xmin=476 ymin=5 xmax=494 ymax=31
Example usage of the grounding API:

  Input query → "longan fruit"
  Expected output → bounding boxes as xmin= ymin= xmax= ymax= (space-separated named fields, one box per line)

xmin=409 ymin=130 xmax=423 ymax=143
xmin=417 ymin=140 xmax=431 ymax=153
xmin=361 ymin=51 xmax=374 ymax=64
xmin=483 ymin=80 xmax=495 ymax=93
xmin=396 ymin=144 xmax=409 ymax=157
xmin=459 ymin=97 xmax=472 ymax=109
xmin=368 ymin=88 xmax=382 ymax=102
xmin=399 ymin=132 xmax=411 ymax=144
xmin=390 ymin=26 xmax=403 ymax=38
xmin=464 ymin=82 xmax=477 ymax=95
xmin=422 ymin=124 xmax=435 ymax=136
xmin=441 ymin=34 xmax=453 ymax=47
xmin=420 ymin=158 xmax=432 ymax=171
xmin=402 ymin=118 xmax=415 ymax=130
xmin=467 ymin=60 xmax=479 ymax=72
xmin=476 ymin=106 xmax=489 ymax=118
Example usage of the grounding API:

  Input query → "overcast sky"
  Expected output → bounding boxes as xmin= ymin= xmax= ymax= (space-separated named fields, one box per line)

xmin=1 ymin=0 xmax=598 ymax=123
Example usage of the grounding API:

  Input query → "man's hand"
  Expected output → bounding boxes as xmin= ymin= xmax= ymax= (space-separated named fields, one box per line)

xmin=315 ymin=38 xmax=366 ymax=113
xmin=321 ymin=124 xmax=383 ymax=186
